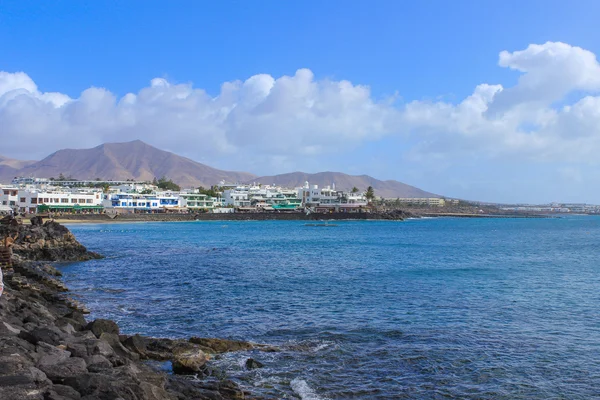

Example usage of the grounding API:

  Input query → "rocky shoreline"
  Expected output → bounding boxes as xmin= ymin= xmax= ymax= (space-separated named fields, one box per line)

xmin=0 ymin=218 xmax=275 ymax=400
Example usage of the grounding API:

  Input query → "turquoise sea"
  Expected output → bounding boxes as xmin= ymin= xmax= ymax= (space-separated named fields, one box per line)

xmin=63 ymin=217 xmax=600 ymax=399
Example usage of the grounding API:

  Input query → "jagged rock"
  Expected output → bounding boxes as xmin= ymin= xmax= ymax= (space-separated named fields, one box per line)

xmin=86 ymin=355 xmax=112 ymax=372
xmin=64 ymin=312 xmax=87 ymax=328
xmin=0 ymin=321 xmax=21 ymax=336
xmin=65 ymin=342 xmax=88 ymax=359
xmin=30 ymin=216 xmax=44 ymax=227
xmin=5 ymin=220 xmax=102 ymax=262
xmin=171 ymin=349 xmax=208 ymax=374
xmin=99 ymin=332 xmax=139 ymax=361
xmin=39 ymin=357 xmax=87 ymax=383
xmin=189 ymin=337 xmax=253 ymax=354
xmin=58 ymin=322 xmax=76 ymax=335
xmin=36 ymin=342 xmax=72 ymax=366
xmin=40 ymin=264 xmax=62 ymax=277
xmin=22 ymin=326 xmax=65 ymax=346
xmin=86 ymin=319 xmax=119 ymax=338
xmin=123 ymin=334 xmax=147 ymax=358
xmin=49 ymin=384 xmax=82 ymax=400
xmin=62 ymin=372 xmax=124 ymax=399
xmin=0 ymin=357 xmax=51 ymax=400
xmin=218 ymin=380 xmax=246 ymax=400
xmin=23 ymin=314 xmax=41 ymax=325
xmin=138 ymin=381 xmax=172 ymax=400
xmin=245 ymin=358 xmax=264 ymax=370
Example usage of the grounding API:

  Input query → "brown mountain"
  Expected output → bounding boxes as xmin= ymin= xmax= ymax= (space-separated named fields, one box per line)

xmin=0 ymin=155 xmax=36 ymax=182
xmin=14 ymin=140 xmax=256 ymax=188
xmin=1 ymin=141 xmax=439 ymax=198
xmin=0 ymin=155 xmax=36 ymax=170
xmin=251 ymin=171 xmax=439 ymax=199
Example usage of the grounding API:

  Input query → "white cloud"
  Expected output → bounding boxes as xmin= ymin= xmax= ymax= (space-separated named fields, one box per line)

xmin=2 ymin=41 xmax=600 ymax=172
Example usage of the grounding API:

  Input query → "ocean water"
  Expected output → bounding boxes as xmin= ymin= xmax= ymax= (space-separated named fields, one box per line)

xmin=62 ymin=217 xmax=600 ymax=399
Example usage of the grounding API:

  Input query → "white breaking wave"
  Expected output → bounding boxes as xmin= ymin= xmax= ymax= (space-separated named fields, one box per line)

xmin=291 ymin=378 xmax=328 ymax=400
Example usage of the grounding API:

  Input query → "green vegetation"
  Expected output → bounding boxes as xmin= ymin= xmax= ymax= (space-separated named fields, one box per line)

xmin=366 ymin=186 xmax=375 ymax=202
xmin=155 ymin=177 xmax=181 ymax=191
xmin=197 ymin=186 xmax=220 ymax=197
xmin=351 ymin=186 xmax=359 ymax=193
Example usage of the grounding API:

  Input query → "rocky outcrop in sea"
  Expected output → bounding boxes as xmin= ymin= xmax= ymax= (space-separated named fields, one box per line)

xmin=0 ymin=217 xmax=274 ymax=399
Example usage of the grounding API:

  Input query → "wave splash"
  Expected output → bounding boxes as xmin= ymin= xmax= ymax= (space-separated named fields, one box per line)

xmin=291 ymin=378 xmax=328 ymax=400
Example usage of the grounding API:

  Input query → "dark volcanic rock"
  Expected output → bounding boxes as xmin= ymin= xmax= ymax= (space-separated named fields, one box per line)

xmin=3 ymin=219 xmax=103 ymax=262
xmin=86 ymin=319 xmax=119 ymax=338
xmin=24 ymin=326 xmax=66 ymax=346
xmin=189 ymin=337 xmax=254 ymax=354
xmin=123 ymin=334 xmax=147 ymax=358
xmin=39 ymin=357 xmax=87 ymax=383
xmin=85 ymin=355 xmax=112 ymax=372
xmin=245 ymin=358 xmax=264 ymax=370
xmin=47 ymin=383 xmax=82 ymax=399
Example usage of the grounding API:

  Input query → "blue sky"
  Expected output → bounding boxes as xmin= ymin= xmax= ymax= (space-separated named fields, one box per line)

xmin=2 ymin=1 xmax=600 ymax=203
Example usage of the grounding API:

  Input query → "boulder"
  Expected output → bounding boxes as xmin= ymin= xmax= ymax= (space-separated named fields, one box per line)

xmin=65 ymin=343 xmax=88 ymax=359
xmin=85 ymin=355 xmax=112 ymax=372
xmin=138 ymin=382 xmax=172 ymax=400
xmin=39 ymin=357 xmax=87 ymax=383
xmin=50 ymin=384 xmax=82 ymax=400
xmin=245 ymin=358 xmax=264 ymax=370
xmin=123 ymin=334 xmax=147 ymax=358
xmin=64 ymin=311 xmax=87 ymax=328
xmin=63 ymin=372 xmax=140 ymax=400
xmin=0 ymin=361 xmax=51 ymax=400
xmin=36 ymin=342 xmax=72 ymax=366
xmin=98 ymin=332 xmax=139 ymax=361
xmin=21 ymin=326 xmax=65 ymax=346
xmin=189 ymin=337 xmax=253 ymax=354
xmin=171 ymin=349 xmax=207 ymax=374
xmin=0 ymin=321 xmax=21 ymax=336
xmin=217 ymin=379 xmax=246 ymax=400
xmin=85 ymin=319 xmax=119 ymax=338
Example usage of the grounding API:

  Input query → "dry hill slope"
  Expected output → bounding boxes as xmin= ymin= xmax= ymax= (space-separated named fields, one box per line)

xmin=251 ymin=171 xmax=439 ymax=198
xmin=0 ymin=155 xmax=37 ymax=182
xmin=16 ymin=140 xmax=256 ymax=188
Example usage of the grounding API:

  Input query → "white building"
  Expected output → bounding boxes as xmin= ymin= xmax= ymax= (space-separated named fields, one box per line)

xmin=222 ymin=186 xmax=251 ymax=207
xmin=298 ymin=182 xmax=368 ymax=207
xmin=179 ymin=193 xmax=220 ymax=210
xmin=0 ymin=186 xmax=104 ymax=214
xmin=102 ymin=192 xmax=181 ymax=212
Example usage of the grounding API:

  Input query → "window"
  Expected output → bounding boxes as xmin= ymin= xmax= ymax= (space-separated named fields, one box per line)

xmin=61 ymin=198 xmax=69 ymax=203
xmin=31 ymin=198 xmax=38 ymax=204
xmin=86 ymin=199 xmax=93 ymax=203
xmin=20 ymin=197 xmax=26 ymax=203
xmin=3 ymin=190 xmax=8 ymax=195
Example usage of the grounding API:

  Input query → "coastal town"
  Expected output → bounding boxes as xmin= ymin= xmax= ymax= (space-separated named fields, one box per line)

xmin=1 ymin=176 xmax=599 ymax=217
xmin=0 ymin=176 xmax=457 ymax=216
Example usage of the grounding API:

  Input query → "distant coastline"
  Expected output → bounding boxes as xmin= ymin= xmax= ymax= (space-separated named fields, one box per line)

xmin=47 ymin=210 xmax=550 ymax=224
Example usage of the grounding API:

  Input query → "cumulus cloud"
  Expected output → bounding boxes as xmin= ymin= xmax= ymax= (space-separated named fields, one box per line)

xmin=2 ymin=41 xmax=600 ymax=171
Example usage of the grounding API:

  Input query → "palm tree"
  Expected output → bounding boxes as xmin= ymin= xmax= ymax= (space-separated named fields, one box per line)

xmin=366 ymin=186 xmax=375 ymax=202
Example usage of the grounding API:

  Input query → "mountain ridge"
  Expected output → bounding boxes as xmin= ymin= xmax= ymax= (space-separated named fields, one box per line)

xmin=250 ymin=171 xmax=438 ymax=199
xmin=0 ymin=141 xmax=439 ymax=198
xmin=6 ymin=140 xmax=256 ymax=188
